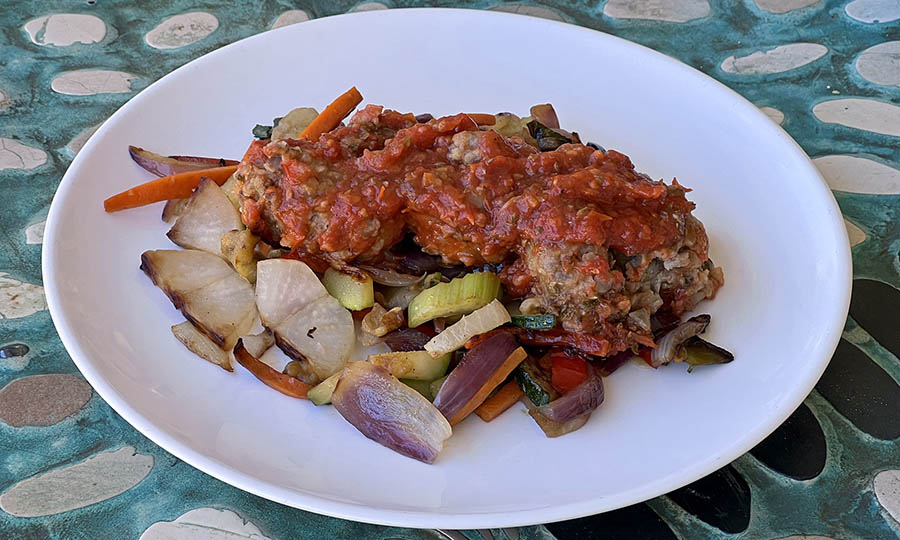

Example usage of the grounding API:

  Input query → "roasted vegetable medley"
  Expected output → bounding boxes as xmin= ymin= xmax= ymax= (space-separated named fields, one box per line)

xmin=107 ymin=88 xmax=734 ymax=463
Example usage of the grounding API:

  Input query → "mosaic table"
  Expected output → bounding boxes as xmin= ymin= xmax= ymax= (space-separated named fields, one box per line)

xmin=2 ymin=1 xmax=899 ymax=538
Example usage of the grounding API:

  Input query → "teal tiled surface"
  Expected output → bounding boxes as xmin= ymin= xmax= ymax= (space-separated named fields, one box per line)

xmin=2 ymin=1 xmax=899 ymax=538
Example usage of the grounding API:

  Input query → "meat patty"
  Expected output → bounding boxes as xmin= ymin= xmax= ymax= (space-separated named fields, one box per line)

xmin=234 ymin=105 xmax=723 ymax=354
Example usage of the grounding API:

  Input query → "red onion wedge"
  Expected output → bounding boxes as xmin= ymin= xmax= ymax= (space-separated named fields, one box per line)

xmin=524 ymin=398 xmax=591 ymax=438
xmin=129 ymin=146 xmax=237 ymax=177
xmin=650 ymin=314 xmax=711 ymax=368
xmin=536 ymin=363 xmax=604 ymax=423
xmin=433 ymin=333 xmax=527 ymax=426
xmin=332 ymin=361 xmax=451 ymax=464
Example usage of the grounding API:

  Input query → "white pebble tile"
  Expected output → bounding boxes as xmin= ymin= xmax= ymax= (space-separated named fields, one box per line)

xmin=754 ymin=0 xmax=818 ymax=13
xmin=0 ymin=138 xmax=46 ymax=170
xmin=759 ymin=106 xmax=785 ymax=124
xmin=0 ymin=273 xmax=46 ymax=319
xmin=25 ymin=221 xmax=45 ymax=245
xmin=844 ymin=219 xmax=866 ymax=247
xmin=23 ymin=14 xmax=106 ymax=46
xmin=775 ymin=536 xmax=841 ymax=540
xmin=856 ymin=41 xmax=900 ymax=86
xmin=0 ymin=447 xmax=152 ymax=517
xmin=874 ymin=470 xmax=900 ymax=525
xmin=271 ymin=10 xmax=311 ymax=29
xmin=721 ymin=43 xmax=827 ymax=75
xmin=845 ymin=0 xmax=900 ymax=23
xmin=145 ymin=12 xmax=218 ymax=50
xmin=604 ymin=0 xmax=711 ymax=22
xmin=352 ymin=2 xmax=389 ymax=11
xmin=140 ymin=508 xmax=273 ymax=540
xmin=65 ymin=124 xmax=101 ymax=156
xmin=813 ymin=154 xmax=900 ymax=194
xmin=51 ymin=70 xmax=136 ymax=95
xmin=812 ymin=98 xmax=900 ymax=137
xmin=491 ymin=4 xmax=567 ymax=21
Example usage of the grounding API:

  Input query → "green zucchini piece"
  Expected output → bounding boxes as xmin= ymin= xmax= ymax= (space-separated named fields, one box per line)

xmin=322 ymin=267 xmax=374 ymax=311
xmin=369 ymin=351 xmax=452 ymax=381
xmin=684 ymin=337 xmax=735 ymax=372
xmin=401 ymin=378 xmax=434 ymax=400
xmin=407 ymin=271 xmax=501 ymax=328
xmin=511 ymin=314 xmax=557 ymax=329
xmin=430 ymin=375 xmax=448 ymax=401
xmin=515 ymin=356 xmax=558 ymax=406
xmin=307 ymin=371 xmax=343 ymax=406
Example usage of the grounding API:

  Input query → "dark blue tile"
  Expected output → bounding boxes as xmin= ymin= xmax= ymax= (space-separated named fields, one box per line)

xmin=749 ymin=403 xmax=826 ymax=480
xmin=545 ymin=503 xmax=676 ymax=540
xmin=850 ymin=279 xmax=900 ymax=357
xmin=666 ymin=465 xmax=751 ymax=534
xmin=816 ymin=338 xmax=900 ymax=440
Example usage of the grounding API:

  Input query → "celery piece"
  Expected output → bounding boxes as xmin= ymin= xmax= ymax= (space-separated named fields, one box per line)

xmin=322 ymin=267 xmax=374 ymax=311
xmin=369 ymin=351 xmax=452 ymax=381
xmin=407 ymin=271 xmax=501 ymax=328
xmin=307 ymin=371 xmax=342 ymax=405
xmin=401 ymin=378 xmax=434 ymax=401
xmin=430 ymin=375 xmax=448 ymax=401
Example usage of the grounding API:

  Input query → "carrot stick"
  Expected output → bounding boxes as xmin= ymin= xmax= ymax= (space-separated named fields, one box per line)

xmin=299 ymin=87 xmax=364 ymax=141
xmin=466 ymin=113 xmax=496 ymax=126
xmin=475 ymin=380 xmax=523 ymax=422
xmin=103 ymin=165 xmax=238 ymax=212
xmin=234 ymin=340 xmax=311 ymax=399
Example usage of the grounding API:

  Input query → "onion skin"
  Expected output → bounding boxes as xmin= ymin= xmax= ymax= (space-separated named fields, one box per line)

xmin=433 ymin=333 xmax=527 ymax=425
xmin=129 ymin=146 xmax=237 ymax=177
xmin=536 ymin=364 xmax=604 ymax=423
xmin=650 ymin=314 xmax=711 ymax=368
xmin=233 ymin=340 xmax=311 ymax=399
xmin=332 ymin=361 xmax=451 ymax=464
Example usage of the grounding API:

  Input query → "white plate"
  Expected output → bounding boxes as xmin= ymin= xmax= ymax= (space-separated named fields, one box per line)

xmin=43 ymin=8 xmax=851 ymax=529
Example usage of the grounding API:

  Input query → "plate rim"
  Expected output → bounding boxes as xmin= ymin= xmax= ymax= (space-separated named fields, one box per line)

xmin=42 ymin=7 xmax=852 ymax=529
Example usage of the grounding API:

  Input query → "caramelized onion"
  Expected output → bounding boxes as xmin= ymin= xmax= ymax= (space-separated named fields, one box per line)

xmin=383 ymin=328 xmax=431 ymax=352
xmin=358 ymin=265 xmax=424 ymax=287
xmin=129 ymin=145 xmax=237 ymax=177
xmin=650 ymin=314 xmax=710 ymax=368
xmin=536 ymin=363 xmax=604 ymax=423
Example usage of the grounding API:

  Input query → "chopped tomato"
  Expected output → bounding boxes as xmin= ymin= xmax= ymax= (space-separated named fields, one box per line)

xmin=417 ymin=322 xmax=438 ymax=338
xmin=550 ymin=350 xmax=588 ymax=394
xmin=638 ymin=347 xmax=653 ymax=367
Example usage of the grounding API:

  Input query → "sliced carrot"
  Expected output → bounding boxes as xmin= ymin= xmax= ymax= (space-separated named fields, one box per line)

xmin=475 ymin=380 xmax=523 ymax=422
xmin=299 ymin=87 xmax=364 ymax=141
xmin=466 ymin=113 xmax=496 ymax=126
xmin=103 ymin=165 xmax=238 ymax=213
xmin=234 ymin=340 xmax=311 ymax=399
